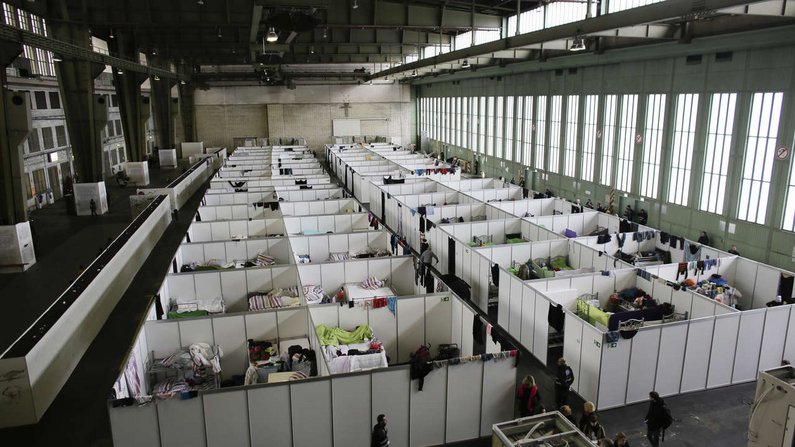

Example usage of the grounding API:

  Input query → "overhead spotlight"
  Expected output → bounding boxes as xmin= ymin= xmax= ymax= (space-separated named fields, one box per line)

xmin=109 ymin=28 xmax=114 ymax=39
xmin=217 ymin=27 xmax=222 ymax=38
xmin=411 ymin=69 xmax=417 ymax=76
xmin=266 ymin=27 xmax=278 ymax=43
xmin=152 ymin=47 xmax=158 ymax=55
xmin=154 ymin=75 xmax=160 ymax=81
xmin=461 ymin=59 xmax=470 ymax=68
xmin=569 ymin=36 xmax=586 ymax=52
xmin=197 ymin=0 xmax=204 ymax=5
xmin=309 ymin=46 xmax=315 ymax=54
xmin=353 ymin=0 xmax=359 ymax=8
xmin=180 ymin=80 xmax=186 ymax=85
xmin=52 ymin=54 xmax=63 ymax=62
xmin=117 ymin=68 xmax=123 ymax=74
xmin=322 ymin=28 xmax=328 ymax=39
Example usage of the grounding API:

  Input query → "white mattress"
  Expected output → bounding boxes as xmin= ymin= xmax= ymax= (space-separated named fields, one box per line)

xmin=343 ymin=283 xmax=395 ymax=301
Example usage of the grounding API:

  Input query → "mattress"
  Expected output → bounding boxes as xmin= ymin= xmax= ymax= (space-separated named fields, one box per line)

xmin=343 ymin=283 xmax=395 ymax=301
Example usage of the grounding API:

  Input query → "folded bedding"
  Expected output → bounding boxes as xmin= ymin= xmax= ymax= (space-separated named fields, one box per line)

xmin=248 ymin=286 xmax=300 ymax=310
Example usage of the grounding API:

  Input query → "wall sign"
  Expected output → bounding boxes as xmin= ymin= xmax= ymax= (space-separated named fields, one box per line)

xmin=777 ymin=147 xmax=789 ymax=160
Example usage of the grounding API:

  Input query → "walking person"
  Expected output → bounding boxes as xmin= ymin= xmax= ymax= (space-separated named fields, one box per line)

xmin=418 ymin=247 xmax=438 ymax=287
xmin=645 ymin=391 xmax=671 ymax=447
xmin=582 ymin=414 xmax=606 ymax=442
xmin=578 ymin=401 xmax=597 ymax=431
xmin=555 ymin=357 xmax=575 ymax=409
xmin=516 ymin=375 xmax=543 ymax=417
xmin=89 ymin=198 xmax=97 ymax=216
xmin=371 ymin=414 xmax=389 ymax=447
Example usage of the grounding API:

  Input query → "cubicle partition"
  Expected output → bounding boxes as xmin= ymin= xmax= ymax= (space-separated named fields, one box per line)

xmin=282 ymin=212 xmax=370 ymax=235
xmin=288 ymin=230 xmax=392 ymax=264
xmin=296 ymin=256 xmax=417 ymax=300
xmin=174 ymin=236 xmax=294 ymax=271
xmin=278 ymin=198 xmax=363 ymax=216
xmin=196 ymin=203 xmax=282 ymax=221
xmin=186 ymin=218 xmax=286 ymax=242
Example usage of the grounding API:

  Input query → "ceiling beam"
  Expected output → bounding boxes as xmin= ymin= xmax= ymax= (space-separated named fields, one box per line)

xmin=372 ymin=0 xmax=785 ymax=79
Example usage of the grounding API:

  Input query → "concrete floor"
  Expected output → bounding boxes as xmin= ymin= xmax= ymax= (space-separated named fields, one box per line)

xmin=0 ymin=159 xmax=755 ymax=447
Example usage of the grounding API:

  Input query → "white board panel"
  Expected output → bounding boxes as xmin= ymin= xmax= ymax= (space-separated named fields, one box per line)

xmin=278 ymin=308 xmax=307 ymax=339
xmin=145 ymin=321 xmax=181 ymax=358
xmin=109 ymin=404 xmax=161 ymax=447
xmin=732 ymin=310 xmax=765 ymax=383
xmin=706 ymin=314 xmax=740 ymax=388
xmin=178 ymin=318 xmax=214 ymax=347
xmin=244 ymin=311 xmax=278 ymax=342
xmin=291 ymin=380 xmax=333 ymax=447
xmin=625 ymin=328 xmax=661 ymax=404
xmin=247 ymin=385 xmax=292 ymax=447
xmin=480 ymin=357 xmax=516 ymax=436
xmin=563 ymin=313 xmax=583 ymax=392
xmin=221 ymin=270 xmax=248 ymax=312
xmin=446 ymin=362 xmax=483 ymax=442
xmin=654 ymin=323 xmax=688 ymax=396
xmin=410 ymin=367 xmax=447 ymax=446
xmin=212 ymin=315 xmax=247 ymax=378
xmin=509 ymin=279 xmax=523 ymax=338
xmin=397 ymin=298 xmax=426 ymax=363
xmin=157 ymin=397 xmax=206 ymax=447
xmin=332 ymin=375 xmax=372 ymax=447
xmin=680 ymin=319 xmax=714 ymax=393
xmin=425 ymin=296 xmax=453 ymax=349
xmin=520 ymin=286 xmax=536 ymax=351
xmin=203 ymin=390 xmax=250 ymax=447
xmin=369 ymin=306 xmax=398 ymax=362
xmin=785 ymin=306 xmax=795 ymax=362
xmin=759 ymin=306 xmax=790 ymax=371
xmin=597 ymin=335 xmax=631 ymax=409
xmin=333 ymin=118 xmax=361 ymax=136
xmin=339 ymin=303 xmax=369 ymax=331
xmin=532 ymin=295 xmax=549 ymax=360
xmin=578 ymin=324 xmax=603 ymax=404
xmin=372 ymin=368 xmax=411 ymax=447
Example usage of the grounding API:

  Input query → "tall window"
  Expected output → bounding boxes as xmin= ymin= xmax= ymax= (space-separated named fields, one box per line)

xmin=600 ymin=95 xmax=618 ymax=186
xmin=505 ymin=97 xmax=515 ymax=161
xmin=486 ymin=97 xmax=496 ymax=155
xmin=615 ymin=94 xmax=638 ymax=192
xmin=494 ymin=97 xmax=504 ymax=158
xmin=535 ymin=96 xmax=547 ymax=171
xmin=668 ymin=94 xmax=699 ymax=206
xmin=478 ymin=97 xmax=487 ymax=152
xmin=548 ymin=95 xmax=563 ymax=173
xmin=469 ymin=97 xmax=479 ymax=152
xmin=522 ymin=96 xmax=534 ymax=165
xmin=454 ymin=97 xmax=463 ymax=146
xmin=581 ymin=95 xmax=598 ymax=182
xmin=563 ymin=95 xmax=579 ymax=177
xmin=700 ymin=93 xmax=737 ymax=214
xmin=640 ymin=94 xmax=667 ymax=198
xmin=738 ymin=92 xmax=783 ymax=224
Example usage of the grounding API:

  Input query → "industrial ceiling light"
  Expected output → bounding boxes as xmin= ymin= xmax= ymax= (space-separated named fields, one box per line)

xmin=197 ymin=0 xmax=204 ymax=5
xmin=109 ymin=28 xmax=114 ymax=39
xmin=180 ymin=80 xmax=186 ymax=85
xmin=411 ymin=69 xmax=417 ymax=76
xmin=154 ymin=75 xmax=160 ymax=81
xmin=352 ymin=0 xmax=359 ymax=9
xmin=309 ymin=46 xmax=315 ymax=54
xmin=569 ymin=36 xmax=586 ymax=52
xmin=322 ymin=28 xmax=328 ymax=39
xmin=461 ymin=59 xmax=470 ymax=68
xmin=152 ymin=47 xmax=157 ymax=55
xmin=52 ymin=54 xmax=63 ymax=62
xmin=266 ymin=27 xmax=278 ymax=43
xmin=217 ymin=27 xmax=222 ymax=38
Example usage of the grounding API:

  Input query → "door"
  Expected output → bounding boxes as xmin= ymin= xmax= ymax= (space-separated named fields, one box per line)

xmin=448 ymin=236 xmax=455 ymax=274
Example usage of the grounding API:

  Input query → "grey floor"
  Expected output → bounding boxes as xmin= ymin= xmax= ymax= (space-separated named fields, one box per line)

xmin=0 ymin=159 xmax=755 ymax=447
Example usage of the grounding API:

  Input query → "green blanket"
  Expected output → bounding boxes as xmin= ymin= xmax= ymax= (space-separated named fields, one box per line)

xmin=316 ymin=324 xmax=373 ymax=346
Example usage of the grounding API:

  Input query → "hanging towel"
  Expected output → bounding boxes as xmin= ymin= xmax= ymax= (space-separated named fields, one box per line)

xmin=660 ymin=232 xmax=670 ymax=244
xmin=615 ymin=233 xmax=626 ymax=248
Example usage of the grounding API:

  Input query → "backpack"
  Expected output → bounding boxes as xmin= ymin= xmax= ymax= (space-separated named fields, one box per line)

xmin=409 ymin=344 xmax=433 ymax=390
xmin=661 ymin=404 xmax=673 ymax=429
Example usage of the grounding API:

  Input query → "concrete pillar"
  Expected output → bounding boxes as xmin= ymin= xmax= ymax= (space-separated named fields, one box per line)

xmin=0 ymin=41 xmax=27 ymax=225
xmin=50 ymin=22 xmax=107 ymax=183
xmin=178 ymin=82 xmax=197 ymax=144
xmin=109 ymin=32 xmax=150 ymax=162
xmin=149 ymin=56 xmax=176 ymax=152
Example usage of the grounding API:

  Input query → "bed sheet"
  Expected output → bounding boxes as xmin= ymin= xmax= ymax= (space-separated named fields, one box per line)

xmin=328 ymin=350 xmax=388 ymax=373
xmin=343 ymin=283 xmax=395 ymax=301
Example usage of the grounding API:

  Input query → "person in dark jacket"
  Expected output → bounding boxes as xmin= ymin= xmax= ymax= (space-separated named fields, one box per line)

xmin=614 ymin=431 xmax=631 ymax=447
xmin=578 ymin=401 xmax=596 ymax=432
xmin=582 ymin=414 xmax=606 ymax=442
xmin=697 ymin=231 xmax=710 ymax=246
xmin=560 ymin=405 xmax=577 ymax=427
xmin=555 ymin=357 xmax=575 ymax=408
xmin=371 ymin=414 xmax=389 ymax=447
xmin=645 ymin=391 xmax=667 ymax=447
xmin=517 ymin=375 xmax=543 ymax=417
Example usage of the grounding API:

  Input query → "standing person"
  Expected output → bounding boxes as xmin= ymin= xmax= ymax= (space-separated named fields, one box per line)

xmin=371 ymin=414 xmax=389 ymax=447
xmin=516 ymin=375 xmax=543 ymax=417
xmin=582 ymin=414 xmax=606 ymax=442
xmin=623 ymin=205 xmax=634 ymax=221
xmin=578 ymin=401 xmax=597 ymax=431
xmin=697 ymin=231 xmax=710 ymax=246
xmin=637 ymin=208 xmax=648 ymax=225
xmin=645 ymin=391 xmax=669 ymax=447
xmin=418 ymin=247 xmax=438 ymax=287
xmin=555 ymin=357 xmax=575 ymax=408
xmin=89 ymin=199 xmax=97 ymax=216
xmin=614 ymin=432 xmax=630 ymax=447
xmin=728 ymin=245 xmax=740 ymax=255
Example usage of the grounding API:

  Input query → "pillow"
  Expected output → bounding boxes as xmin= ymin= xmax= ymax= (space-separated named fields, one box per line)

xmin=256 ymin=252 xmax=275 ymax=266
xmin=361 ymin=276 xmax=384 ymax=290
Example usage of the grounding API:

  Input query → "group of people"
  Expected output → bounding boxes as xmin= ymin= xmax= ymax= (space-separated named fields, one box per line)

xmin=516 ymin=358 xmax=672 ymax=447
